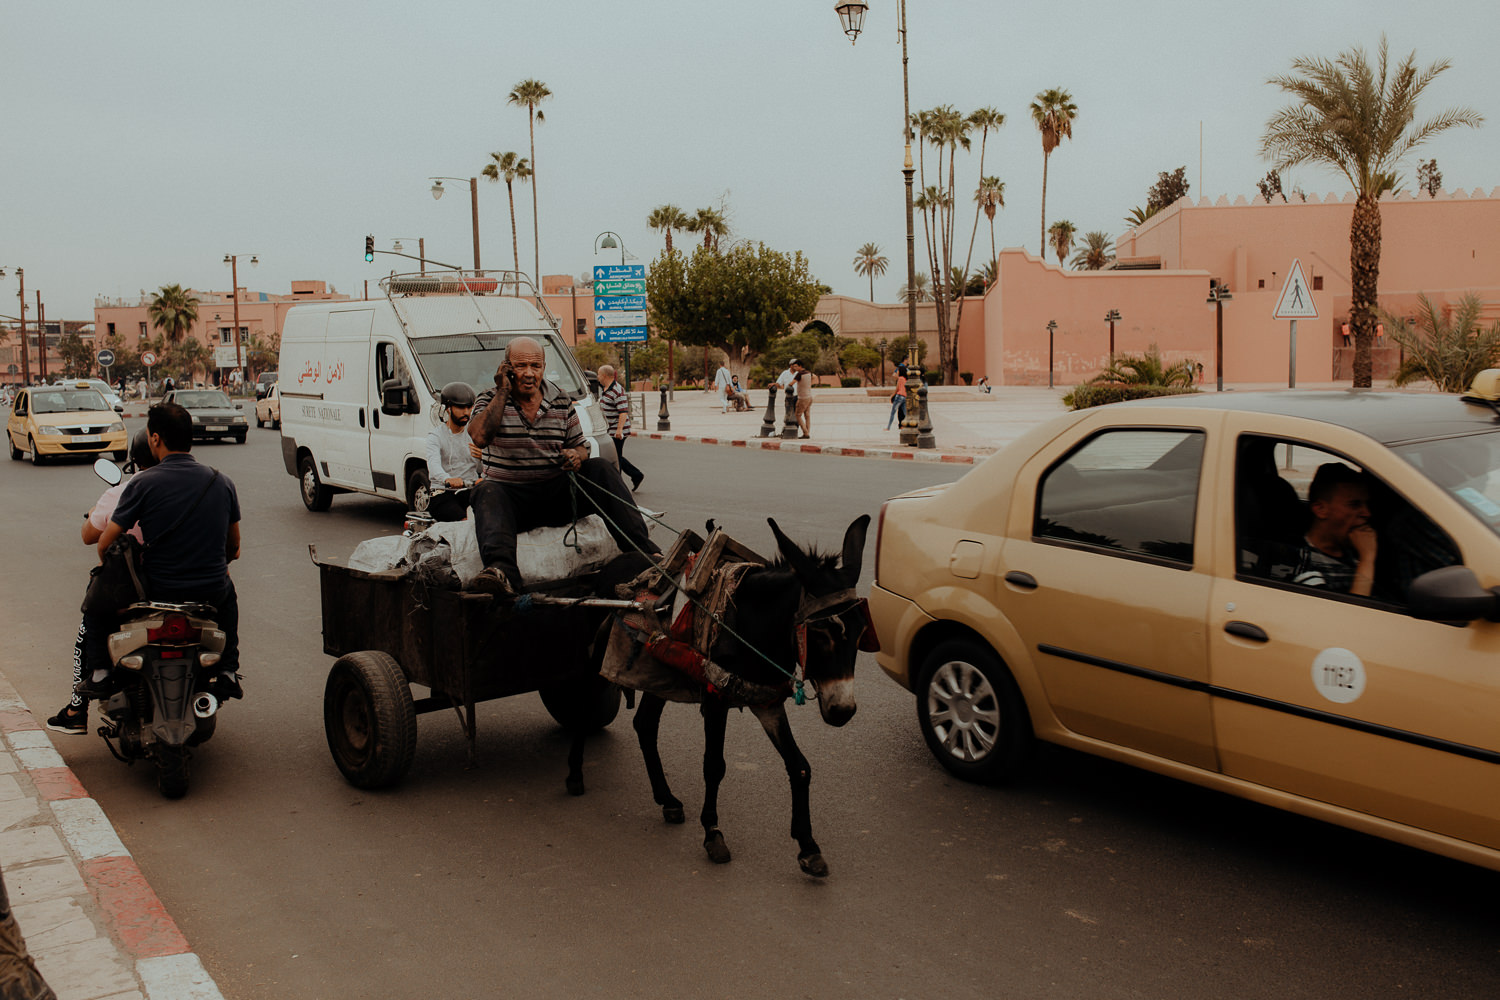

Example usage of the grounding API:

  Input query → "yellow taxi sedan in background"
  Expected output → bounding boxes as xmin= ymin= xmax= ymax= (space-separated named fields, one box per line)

xmin=871 ymin=381 xmax=1500 ymax=872
xmin=6 ymin=385 xmax=128 ymax=465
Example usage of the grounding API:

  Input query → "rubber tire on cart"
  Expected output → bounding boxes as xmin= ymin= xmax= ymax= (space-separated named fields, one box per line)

xmin=916 ymin=639 xmax=1034 ymax=784
xmin=324 ymin=651 xmax=417 ymax=789
xmin=156 ymin=745 xmax=190 ymax=799
xmin=27 ymin=436 xmax=45 ymax=466
xmin=299 ymin=454 xmax=333 ymax=512
xmin=406 ymin=467 xmax=431 ymax=513
xmin=539 ymin=674 xmax=622 ymax=733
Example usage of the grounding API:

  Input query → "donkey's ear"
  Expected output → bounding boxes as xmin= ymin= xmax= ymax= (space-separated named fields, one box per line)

xmin=768 ymin=518 xmax=816 ymax=580
xmin=840 ymin=514 xmax=871 ymax=582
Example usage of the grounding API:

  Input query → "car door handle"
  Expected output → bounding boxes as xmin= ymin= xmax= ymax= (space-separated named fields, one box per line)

xmin=1003 ymin=571 xmax=1038 ymax=590
xmin=1224 ymin=620 xmax=1269 ymax=642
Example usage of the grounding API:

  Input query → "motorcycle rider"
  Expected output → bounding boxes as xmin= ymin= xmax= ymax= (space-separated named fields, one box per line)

xmin=424 ymin=381 xmax=482 ymax=521
xmin=47 ymin=429 xmax=156 ymax=734
xmin=95 ymin=402 xmax=243 ymax=700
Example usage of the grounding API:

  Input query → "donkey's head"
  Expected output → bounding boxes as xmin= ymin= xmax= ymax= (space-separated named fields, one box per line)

xmin=766 ymin=514 xmax=872 ymax=727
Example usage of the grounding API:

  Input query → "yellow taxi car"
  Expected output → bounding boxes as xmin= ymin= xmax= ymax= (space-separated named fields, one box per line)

xmin=6 ymin=385 xmax=128 ymax=465
xmin=871 ymin=380 xmax=1500 ymax=871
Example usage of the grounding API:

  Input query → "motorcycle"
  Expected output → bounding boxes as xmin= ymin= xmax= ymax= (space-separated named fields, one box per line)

xmin=89 ymin=458 xmax=231 ymax=799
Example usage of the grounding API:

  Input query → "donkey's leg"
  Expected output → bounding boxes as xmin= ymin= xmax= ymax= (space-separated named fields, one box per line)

xmin=752 ymin=703 xmax=827 ymax=877
xmin=700 ymin=698 xmax=732 ymax=864
xmin=633 ymin=694 xmax=684 ymax=824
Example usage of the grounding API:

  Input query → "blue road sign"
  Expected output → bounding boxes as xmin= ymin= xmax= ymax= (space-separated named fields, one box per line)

xmin=593 ymin=264 xmax=645 ymax=282
xmin=595 ymin=325 xmax=649 ymax=343
xmin=595 ymin=295 xmax=646 ymax=311
xmin=594 ymin=278 xmax=646 ymax=296
xmin=97 ymin=349 xmax=116 ymax=367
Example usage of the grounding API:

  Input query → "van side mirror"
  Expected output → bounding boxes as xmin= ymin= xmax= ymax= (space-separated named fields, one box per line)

xmin=584 ymin=370 xmax=601 ymax=398
xmin=381 ymin=377 xmax=416 ymax=416
xmin=1407 ymin=565 xmax=1500 ymax=623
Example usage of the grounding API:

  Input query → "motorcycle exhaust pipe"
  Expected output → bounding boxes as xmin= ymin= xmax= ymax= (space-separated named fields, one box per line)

xmin=193 ymin=692 xmax=219 ymax=719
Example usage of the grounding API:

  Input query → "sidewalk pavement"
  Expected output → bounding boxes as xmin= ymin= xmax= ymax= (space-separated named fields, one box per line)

xmin=0 ymin=675 xmax=222 ymax=1000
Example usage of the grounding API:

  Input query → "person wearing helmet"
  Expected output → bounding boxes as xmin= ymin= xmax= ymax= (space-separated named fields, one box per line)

xmin=427 ymin=382 xmax=481 ymax=492
xmin=47 ymin=431 xmax=159 ymax=733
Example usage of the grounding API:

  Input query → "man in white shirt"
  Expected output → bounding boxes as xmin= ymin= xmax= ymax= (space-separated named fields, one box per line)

xmin=713 ymin=361 xmax=733 ymax=413
xmin=426 ymin=382 xmax=481 ymax=488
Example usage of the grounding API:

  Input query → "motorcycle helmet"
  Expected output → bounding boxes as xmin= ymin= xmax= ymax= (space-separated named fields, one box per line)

xmin=439 ymin=381 xmax=476 ymax=409
xmin=126 ymin=428 xmax=159 ymax=473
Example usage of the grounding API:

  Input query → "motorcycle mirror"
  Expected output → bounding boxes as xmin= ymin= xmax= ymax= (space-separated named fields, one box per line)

xmin=94 ymin=457 xmax=123 ymax=486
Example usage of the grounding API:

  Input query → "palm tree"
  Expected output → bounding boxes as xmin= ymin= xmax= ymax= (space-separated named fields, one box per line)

xmin=960 ymin=109 xmax=1005 ymax=293
xmin=853 ymin=243 xmax=889 ymax=301
xmin=648 ymin=204 xmax=690 ymax=253
xmin=1071 ymin=231 xmax=1116 ymax=270
xmin=1030 ymin=88 xmax=1078 ymax=261
xmin=1123 ymin=204 xmax=1159 ymax=228
xmin=686 ymin=206 xmax=728 ymax=250
xmin=481 ymin=151 xmax=531 ymax=274
xmin=1092 ymin=345 xmax=1197 ymax=387
xmin=974 ymin=176 xmax=1005 ymax=282
xmin=1048 ymin=220 xmax=1078 ymax=266
xmin=507 ymin=78 xmax=552 ymax=282
xmin=1384 ymin=294 xmax=1500 ymax=392
xmin=147 ymin=284 xmax=199 ymax=344
xmin=1262 ymin=38 xmax=1480 ymax=386
xmin=899 ymin=273 xmax=930 ymax=303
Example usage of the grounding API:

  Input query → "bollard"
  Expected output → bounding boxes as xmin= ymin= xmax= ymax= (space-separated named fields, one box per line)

xmin=915 ymin=381 xmax=935 ymax=449
xmin=657 ymin=386 xmax=671 ymax=431
xmin=758 ymin=384 xmax=779 ymax=438
xmin=780 ymin=385 xmax=799 ymax=439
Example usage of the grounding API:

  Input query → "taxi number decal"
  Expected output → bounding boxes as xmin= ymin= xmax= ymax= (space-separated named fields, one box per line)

xmin=1311 ymin=647 xmax=1365 ymax=704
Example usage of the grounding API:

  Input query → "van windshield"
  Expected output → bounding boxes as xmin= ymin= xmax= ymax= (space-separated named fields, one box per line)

xmin=410 ymin=334 xmax=583 ymax=397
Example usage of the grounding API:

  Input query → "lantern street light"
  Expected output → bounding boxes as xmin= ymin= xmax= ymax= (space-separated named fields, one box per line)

xmin=1206 ymin=280 xmax=1233 ymax=391
xmin=429 ymin=177 xmax=482 ymax=272
xmin=391 ymin=238 xmax=427 ymax=273
xmin=223 ymin=254 xmax=258 ymax=387
xmin=1046 ymin=320 xmax=1058 ymax=389
xmin=1104 ymin=308 xmax=1121 ymax=361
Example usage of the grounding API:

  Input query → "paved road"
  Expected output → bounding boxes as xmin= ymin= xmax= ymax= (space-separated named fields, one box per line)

xmin=5 ymin=425 xmax=1500 ymax=999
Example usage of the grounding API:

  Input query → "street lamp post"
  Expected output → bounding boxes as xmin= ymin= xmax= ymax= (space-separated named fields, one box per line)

xmin=1206 ymin=280 xmax=1233 ymax=391
xmin=1104 ymin=308 xmax=1121 ymax=362
xmin=0 ymin=268 xmax=28 ymax=385
xmin=223 ymin=254 xmax=259 ymax=388
xmin=877 ymin=338 xmax=888 ymax=386
xmin=430 ymin=177 xmax=481 ymax=272
xmin=391 ymin=238 xmax=427 ymax=273
xmin=1047 ymin=320 xmax=1058 ymax=389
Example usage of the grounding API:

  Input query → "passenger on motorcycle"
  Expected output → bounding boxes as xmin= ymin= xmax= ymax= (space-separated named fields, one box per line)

xmin=95 ymin=403 xmax=243 ymax=700
xmin=46 ymin=429 xmax=156 ymax=734
xmin=426 ymin=381 xmax=481 ymax=489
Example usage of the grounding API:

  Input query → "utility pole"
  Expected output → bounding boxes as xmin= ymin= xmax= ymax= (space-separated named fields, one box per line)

xmin=15 ymin=270 xmax=28 ymax=386
xmin=36 ymin=293 xmax=46 ymax=382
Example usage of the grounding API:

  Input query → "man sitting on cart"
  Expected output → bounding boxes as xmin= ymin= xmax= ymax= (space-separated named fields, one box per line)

xmin=467 ymin=337 xmax=660 ymax=600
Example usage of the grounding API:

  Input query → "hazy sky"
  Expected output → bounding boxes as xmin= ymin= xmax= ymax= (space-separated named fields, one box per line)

xmin=7 ymin=1 xmax=1497 ymax=323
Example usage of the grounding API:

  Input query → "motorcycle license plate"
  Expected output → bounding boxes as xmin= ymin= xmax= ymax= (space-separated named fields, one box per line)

xmin=73 ymin=434 xmax=101 ymax=443
xmin=206 ymin=425 xmax=228 ymax=432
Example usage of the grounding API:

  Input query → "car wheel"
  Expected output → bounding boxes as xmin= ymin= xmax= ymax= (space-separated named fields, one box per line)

xmin=112 ymin=449 xmax=128 ymax=462
xmin=299 ymin=454 xmax=333 ymax=512
xmin=8 ymin=434 xmax=21 ymax=461
xmin=255 ymin=413 xmax=264 ymax=428
xmin=234 ymin=432 xmax=247 ymax=444
xmin=272 ymin=416 xmax=280 ymax=430
xmin=916 ymin=639 xmax=1034 ymax=784
xmin=27 ymin=436 xmax=45 ymax=466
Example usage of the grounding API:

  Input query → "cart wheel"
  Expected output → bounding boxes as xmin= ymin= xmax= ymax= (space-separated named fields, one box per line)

xmin=324 ymin=651 xmax=417 ymax=789
xmin=540 ymin=674 xmax=622 ymax=733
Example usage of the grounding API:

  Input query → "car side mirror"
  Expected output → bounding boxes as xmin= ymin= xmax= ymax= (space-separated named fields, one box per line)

xmin=235 ymin=403 xmax=244 ymax=410
xmin=1407 ymin=565 xmax=1500 ymax=623
xmin=381 ymin=377 xmax=415 ymax=416
xmin=584 ymin=370 xmax=601 ymax=399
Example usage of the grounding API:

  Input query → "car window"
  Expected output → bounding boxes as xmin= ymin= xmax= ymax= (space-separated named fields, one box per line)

xmin=174 ymin=391 xmax=233 ymax=408
xmin=1034 ymin=428 xmax=1205 ymax=566
xmin=1391 ymin=430 xmax=1500 ymax=540
xmin=411 ymin=333 xmax=585 ymax=397
xmin=1234 ymin=435 xmax=1459 ymax=607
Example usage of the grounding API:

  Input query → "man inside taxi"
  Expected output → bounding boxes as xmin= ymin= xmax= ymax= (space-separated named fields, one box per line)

xmin=1291 ymin=462 xmax=1378 ymax=597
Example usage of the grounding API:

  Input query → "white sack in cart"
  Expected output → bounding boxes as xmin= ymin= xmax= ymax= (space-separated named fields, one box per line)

xmin=346 ymin=514 xmax=621 ymax=588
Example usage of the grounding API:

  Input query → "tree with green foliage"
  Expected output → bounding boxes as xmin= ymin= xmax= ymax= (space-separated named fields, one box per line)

xmin=841 ymin=341 xmax=882 ymax=384
xmin=507 ymin=78 xmax=552 ymax=282
xmin=646 ymin=243 xmax=822 ymax=367
xmin=685 ymin=206 xmax=729 ymax=251
xmin=648 ymin=205 xmax=690 ymax=253
xmin=570 ymin=341 xmax=616 ymax=373
xmin=482 ymin=151 xmax=531 ymax=275
xmin=974 ymin=176 xmax=1005 ymax=282
xmin=1048 ymin=220 xmax=1078 ymax=266
xmin=1262 ymin=37 xmax=1481 ymax=386
xmin=244 ymin=330 xmax=279 ymax=380
xmin=1384 ymin=294 xmax=1500 ymax=392
xmin=853 ymin=242 xmax=888 ymax=301
xmin=1030 ymin=87 xmax=1078 ymax=261
xmin=748 ymin=331 xmax=823 ymax=386
xmin=1070 ymin=231 xmax=1116 ymax=270
xmin=1256 ymin=170 xmax=1285 ymax=203
xmin=899 ymin=273 xmax=930 ymax=303
xmin=960 ymin=108 xmax=1005 ymax=295
xmin=1416 ymin=158 xmax=1443 ymax=197
xmin=148 ymin=284 xmax=199 ymax=343
xmin=1146 ymin=166 xmax=1190 ymax=213
xmin=58 ymin=332 xmax=92 ymax=377
xmin=1123 ymin=204 xmax=1159 ymax=228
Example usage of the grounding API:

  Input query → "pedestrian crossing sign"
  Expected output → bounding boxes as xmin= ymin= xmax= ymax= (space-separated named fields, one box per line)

xmin=1273 ymin=259 xmax=1318 ymax=319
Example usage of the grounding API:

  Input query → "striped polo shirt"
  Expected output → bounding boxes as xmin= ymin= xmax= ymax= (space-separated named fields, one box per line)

xmin=599 ymin=381 xmax=630 ymax=436
xmin=473 ymin=380 xmax=585 ymax=483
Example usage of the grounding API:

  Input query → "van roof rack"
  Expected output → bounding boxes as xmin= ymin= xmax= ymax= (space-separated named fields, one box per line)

xmin=378 ymin=268 xmax=562 ymax=337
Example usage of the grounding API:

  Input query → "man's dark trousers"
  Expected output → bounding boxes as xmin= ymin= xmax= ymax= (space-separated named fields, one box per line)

xmin=472 ymin=459 xmax=658 ymax=588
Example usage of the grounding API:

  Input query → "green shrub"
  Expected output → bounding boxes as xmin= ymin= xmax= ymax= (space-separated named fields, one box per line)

xmin=840 ymin=377 xmax=862 ymax=388
xmin=960 ymin=371 xmax=974 ymax=385
xmin=924 ymin=371 xmax=944 ymax=385
xmin=1063 ymin=383 xmax=1200 ymax=410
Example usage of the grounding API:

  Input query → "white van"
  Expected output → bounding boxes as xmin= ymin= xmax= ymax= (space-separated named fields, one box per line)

xmin=278 ymin=270 xmax=610 ymax=512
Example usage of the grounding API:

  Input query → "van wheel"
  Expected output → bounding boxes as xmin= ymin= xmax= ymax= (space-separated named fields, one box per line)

xmin=407 ymin=468 xmax=431 ymax=512
xmin=299 ymin=454 xmax=333 ymax=512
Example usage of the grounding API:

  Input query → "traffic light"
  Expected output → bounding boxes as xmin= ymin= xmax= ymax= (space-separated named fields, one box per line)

xmin=364 ymin=235 xmax=375 ymax=262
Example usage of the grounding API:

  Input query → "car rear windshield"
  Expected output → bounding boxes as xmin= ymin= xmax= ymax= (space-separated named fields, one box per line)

xmin=410 ymin=334 xmax=584 ymax=397
xmin=175 ymin=391 xmax=234 ymax=408
xmin=1392 ymin=430 xmax=1500 ymax=538
xmin=32 ymin=390 xmax=110 ymax=414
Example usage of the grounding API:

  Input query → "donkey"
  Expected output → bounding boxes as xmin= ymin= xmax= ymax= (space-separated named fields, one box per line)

xmin=570 ymin=514 xmax=872 ymax=877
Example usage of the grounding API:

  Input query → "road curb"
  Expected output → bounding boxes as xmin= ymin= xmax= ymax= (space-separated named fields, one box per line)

xmin=640 ymin=432 xmax=977 ymax=465
xmin=0 ymin=681 xmax=224 ymax=999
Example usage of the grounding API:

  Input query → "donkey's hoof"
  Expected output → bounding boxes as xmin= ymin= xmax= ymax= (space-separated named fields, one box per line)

xmin=662 ymin=805 xmax=685 ymax=824
xmin=565 ymin=775 xmax=586 ymax=797
xmin=797 ymin=851 xmax=829 ymax=878
xmin=704 ymin=830 xmax=732 ymax=864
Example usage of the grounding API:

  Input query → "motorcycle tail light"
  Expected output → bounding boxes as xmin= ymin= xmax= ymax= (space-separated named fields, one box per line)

xmin=148 ymin=614 xmax=200 ymax=643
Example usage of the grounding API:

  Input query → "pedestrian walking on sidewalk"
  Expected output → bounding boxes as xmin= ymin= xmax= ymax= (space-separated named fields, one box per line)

xmin=886 ymin=364 xmax=908 ymax=430
xmin=791 ymin=359 xmax=814 ymax=438
xmin=598 ymin=364 xmax=644 ymax=491
xmin=713 ymin=360 xmax=733 ymax=413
